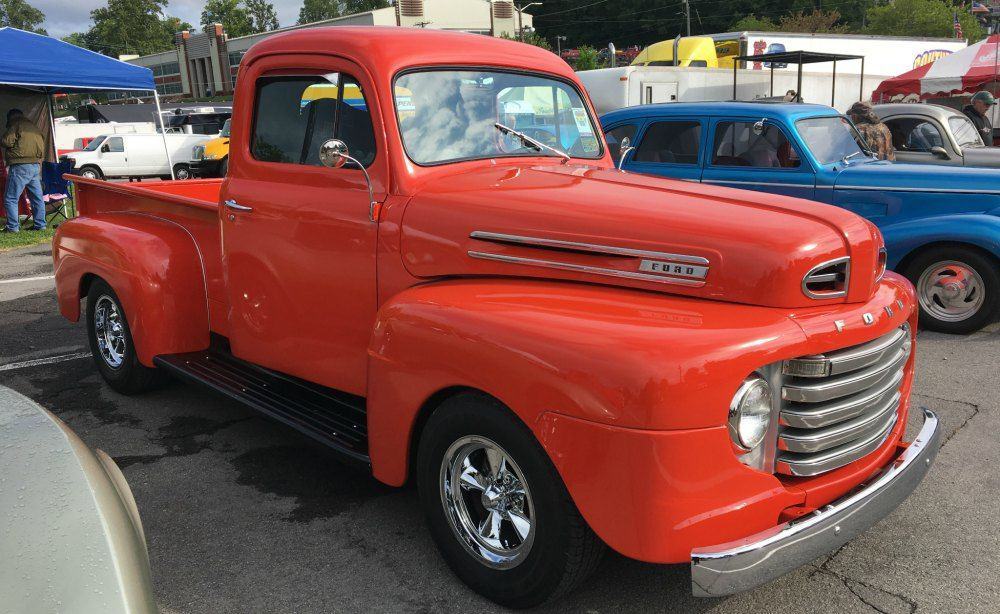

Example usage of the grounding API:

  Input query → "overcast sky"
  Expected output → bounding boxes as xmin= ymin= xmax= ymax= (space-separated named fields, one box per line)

xmin=35 ymin=0 xmax=304 ymax=40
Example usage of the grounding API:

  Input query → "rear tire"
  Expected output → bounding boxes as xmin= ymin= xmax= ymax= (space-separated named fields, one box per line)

xmin=86 ymin=279 xmax=167 ymax=394
xmin=903 ymin=245 xmax=999 ymax=334
xmin=416 ymin=392 xmax=604 ymax=608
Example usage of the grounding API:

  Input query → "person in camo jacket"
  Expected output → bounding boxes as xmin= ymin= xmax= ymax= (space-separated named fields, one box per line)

xmin=848 ymin=101 xmax=895 ymax=161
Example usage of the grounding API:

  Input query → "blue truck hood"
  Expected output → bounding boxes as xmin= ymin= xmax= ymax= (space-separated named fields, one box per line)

xmin=835 ymin=161 xmax=1000 ymax=195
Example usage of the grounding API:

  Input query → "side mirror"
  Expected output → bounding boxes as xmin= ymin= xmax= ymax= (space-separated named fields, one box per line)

xmin=752 ymin=119 xmax=767 ymax=136
xmin=617 ymin=136 xmax=636 ymax=171
xmin=929 ymin=145 xmax=950 ymax=160
xmin=318 ymin=138 xmax=378 ymax=223
xmin=100 ymin=143 xmax=110 ymax=153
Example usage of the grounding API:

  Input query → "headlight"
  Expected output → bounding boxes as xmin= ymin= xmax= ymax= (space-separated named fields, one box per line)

xmin=728 ymin=375 xmax=772 ymax=451
xmin=204 ymin=153 xmax=217 ymax=160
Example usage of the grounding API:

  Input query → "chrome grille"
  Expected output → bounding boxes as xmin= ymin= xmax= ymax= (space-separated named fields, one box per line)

xmin=802 ymin=257 xmax=850 ymax=299
xmin=775 ymin=325 xmax=910 ymax=476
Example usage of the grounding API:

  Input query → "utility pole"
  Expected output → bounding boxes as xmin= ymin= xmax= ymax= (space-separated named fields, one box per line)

xmin=556 ymin=35 xmax=566 ymax=58
xmin=514 ymin=2 xmax=542 ymax=42
xmin=682 ymin=0 xmax=691 ymax=36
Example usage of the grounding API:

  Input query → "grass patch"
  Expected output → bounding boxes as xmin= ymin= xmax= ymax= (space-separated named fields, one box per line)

xmin=0 ymin=226 xmax=57 ymax=252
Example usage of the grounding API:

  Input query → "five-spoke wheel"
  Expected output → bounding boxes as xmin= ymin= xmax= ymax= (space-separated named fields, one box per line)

xmin=905 ymin=246 xmax=998 ymax=334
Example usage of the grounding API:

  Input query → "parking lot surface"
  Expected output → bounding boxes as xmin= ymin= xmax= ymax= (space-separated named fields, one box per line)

xmin=1 ymin=243 xmax=998 ymax=614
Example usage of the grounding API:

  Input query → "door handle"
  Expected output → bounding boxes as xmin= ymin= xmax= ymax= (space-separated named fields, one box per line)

xmin=224 ymin=199 xmax=253 ymax=212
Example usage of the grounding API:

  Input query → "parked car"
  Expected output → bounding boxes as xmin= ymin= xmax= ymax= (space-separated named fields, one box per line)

xmin=603 ymin=101 xmax=1000 ymax=334
xmin=0 ymin=386 xmax=155 ymax=613
xmin=191 ymin=119 xmax=231 ymax=178
xmin=874 ymin=103 xmax=1000 ymax=168
xmin=53 ymin=28 xmax=941 ymax=607
xmin=63 ymin=132 xmax=211 ymax=180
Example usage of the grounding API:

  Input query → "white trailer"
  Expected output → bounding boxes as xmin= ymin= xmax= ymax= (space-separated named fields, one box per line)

xmin=579 ymin=65 xmax=890 ymax=115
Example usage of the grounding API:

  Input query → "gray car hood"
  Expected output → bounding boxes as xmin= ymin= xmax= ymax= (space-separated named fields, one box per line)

xmin=961 ymin=146 xmax=1000 ymax=168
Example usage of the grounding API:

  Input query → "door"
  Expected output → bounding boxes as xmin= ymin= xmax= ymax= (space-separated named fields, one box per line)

xmin=621 ymin=118 xmax=705 ymax=182
xmin=99 ymin=136 xmax=127 ymax=177
xmin=221 ymin=56 xmax=386 ymax=396
xmin=701 ymin=118 xmax=816 ymax=200
xmin=128 ymin=136 xmax=164 ymax=176
xmin=883 ymin=116 xmax=960 ymax=165
xmin=640 ymin=82 xmax=678 ymax=104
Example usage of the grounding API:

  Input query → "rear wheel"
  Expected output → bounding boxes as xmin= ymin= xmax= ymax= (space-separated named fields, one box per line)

xmin=86 ymin=279 xmax=167 ymax=394
xmin=78 ymin=165 xmax=103 ymax=180
xmin=416 ymin=392 xmax=604 ymax=608
xmin=903 ymin=245 xmax=999 ymax=334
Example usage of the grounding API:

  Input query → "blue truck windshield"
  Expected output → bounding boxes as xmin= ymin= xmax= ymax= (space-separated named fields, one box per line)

xmin=796 ymin=117 xmax=867 ymax=165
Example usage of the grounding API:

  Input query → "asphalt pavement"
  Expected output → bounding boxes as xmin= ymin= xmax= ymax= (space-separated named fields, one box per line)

xmin=1 ymin=242 xmax=997 ymax=614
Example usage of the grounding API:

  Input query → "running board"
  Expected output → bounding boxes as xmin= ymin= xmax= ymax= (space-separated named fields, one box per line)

xmin=154 ymin=349 xmax=369 ymax=465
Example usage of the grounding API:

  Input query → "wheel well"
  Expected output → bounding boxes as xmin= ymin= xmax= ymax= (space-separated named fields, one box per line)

xmin=79 ymin=272 xmax=100 ymax=303
xmin=894 ymin=240 xmax=1000 ymax=276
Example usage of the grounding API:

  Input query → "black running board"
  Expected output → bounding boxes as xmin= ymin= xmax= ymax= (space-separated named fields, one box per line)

xmin=154 ymin=348 xmax=370 ymax=465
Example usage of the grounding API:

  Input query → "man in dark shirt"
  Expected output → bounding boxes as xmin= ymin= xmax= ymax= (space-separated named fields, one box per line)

xmin=963 ymin=91 xmax=995 ymax=145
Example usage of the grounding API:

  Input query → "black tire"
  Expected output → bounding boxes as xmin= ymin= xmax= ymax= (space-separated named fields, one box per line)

xmin=902 ymin=245 xmax=999 ymax=335
xmin=86 ymin=279 xmax=167 ymax=394
xmin=416 ymin=392 xmax=604 ymax=608
xmin=78 ymin=165 xmax=103 ymax=180
xmin=173 ymin=164 xmax=192 ymax=180
xmin=219 ymin=157 xmax=229 ymax=177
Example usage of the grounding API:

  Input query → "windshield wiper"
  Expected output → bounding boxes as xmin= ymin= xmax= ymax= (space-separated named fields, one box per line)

xmin=842 ymin=150 xmax=865 ymax=165
xmin=494 ymin=122 xmax=571 ymax=163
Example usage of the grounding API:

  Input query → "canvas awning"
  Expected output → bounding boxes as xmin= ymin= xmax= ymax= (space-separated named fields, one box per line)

xmin=873 ymin=35 xmax=999 ymax=101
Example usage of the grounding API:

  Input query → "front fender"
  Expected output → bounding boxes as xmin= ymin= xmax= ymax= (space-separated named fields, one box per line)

xmin=53 ymin=214 xmax=209 ymax=366
xmin=879 ymin=213 xmax=1000 ymax=269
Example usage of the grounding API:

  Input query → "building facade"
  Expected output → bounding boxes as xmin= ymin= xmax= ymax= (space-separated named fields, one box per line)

xmin=128 ymin=0 xmax=534 ymax=99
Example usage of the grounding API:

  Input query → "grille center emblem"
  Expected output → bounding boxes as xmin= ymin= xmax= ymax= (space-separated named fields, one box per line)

xmin=638 ymin=259 xmax=709 ymax=280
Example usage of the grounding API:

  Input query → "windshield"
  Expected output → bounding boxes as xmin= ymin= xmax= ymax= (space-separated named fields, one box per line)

xmin=949 ymin=116 xmax=983 ymax=148
xmin=796 ymin=116 xmax=867 ymax=165
xmin=394 ymin=69 xmax=602 ymax=165
xmin=220 ymin=119 xmax=231 ymax=138
xmin=82 ymin=135 xmax=107 ymax=152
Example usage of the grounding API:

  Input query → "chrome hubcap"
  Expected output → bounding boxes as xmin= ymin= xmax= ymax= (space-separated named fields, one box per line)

xmin=917 ymin=260 xmax=986 ymax=323
xmin=440 ymin=436 xmax=534 ymax=569
xmin=94 ymin=295 xmax=126 ymax=369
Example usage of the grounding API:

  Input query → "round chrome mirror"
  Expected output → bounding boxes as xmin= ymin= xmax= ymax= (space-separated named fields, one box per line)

xmin=752 ymin=119 xmax=766 ymax=136
xmin=319 ymin=138 xmax=349 ymax=168
xmin=619 ymin=136 xmax=631 ymax=151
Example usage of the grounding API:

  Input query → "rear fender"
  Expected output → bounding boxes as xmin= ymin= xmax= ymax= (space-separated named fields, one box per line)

xmin=53 ymin=214 xmax=210 ymax=366
xmin=880 ymin=214 xmax=1000 ymax=269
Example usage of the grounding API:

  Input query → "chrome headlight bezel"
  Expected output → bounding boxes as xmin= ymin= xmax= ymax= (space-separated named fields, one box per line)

xmin=728 ymin=375 xmax=773 ymax=452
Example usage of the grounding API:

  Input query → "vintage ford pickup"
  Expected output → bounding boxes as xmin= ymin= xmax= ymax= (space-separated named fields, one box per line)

xmin=603 ymin=101 xmax=1000 ymax=335
xmin=53 ymin=28 xmax=940 ymax=607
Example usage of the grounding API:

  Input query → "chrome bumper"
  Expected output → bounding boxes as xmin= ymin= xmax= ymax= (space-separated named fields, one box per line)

xmin=691 ymin=408 xmax=940 ymax=597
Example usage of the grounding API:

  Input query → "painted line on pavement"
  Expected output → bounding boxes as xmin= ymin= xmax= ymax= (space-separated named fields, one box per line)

xmin=0 ymin=351 xmax=91 ymax=372
xmin=0 ymin=274 xmax=55 ymax=284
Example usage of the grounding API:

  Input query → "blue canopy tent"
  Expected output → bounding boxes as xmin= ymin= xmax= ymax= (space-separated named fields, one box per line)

xmin=0 ymin=27 xmax=175 ymax=178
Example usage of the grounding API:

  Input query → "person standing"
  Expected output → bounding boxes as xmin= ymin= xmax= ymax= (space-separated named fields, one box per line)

xmin=2 ymin=109 xmax=46 ymax=233
xmin=962 ymin=91 xmax=995 ymax=145
xmin=848 ymin=101 xmax=895 ymax=161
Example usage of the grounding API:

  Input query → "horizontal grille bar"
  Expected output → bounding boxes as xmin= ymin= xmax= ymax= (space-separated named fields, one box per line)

xmin=778 ymin=392 xmax=900 ymax=453
xmin=776 ymin=413 xmax=897 ymax=477
xmin=780 ymin=368 xmax=903 ymax=429
xmin=781 ymin=341 xmax=910 ymax=404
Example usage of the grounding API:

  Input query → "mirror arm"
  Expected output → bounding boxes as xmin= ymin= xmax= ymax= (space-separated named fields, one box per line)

xmin=617 ymin=146 xmax=636 ymax=170
xmin=341 ymin=154 xmax=378 ymax=222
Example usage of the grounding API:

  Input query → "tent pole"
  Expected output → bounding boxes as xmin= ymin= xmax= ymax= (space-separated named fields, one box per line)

xmin=46 ymin=94 xmax=58 ymax=161
xmin=154 ymin=91 xmax=175 ymax=180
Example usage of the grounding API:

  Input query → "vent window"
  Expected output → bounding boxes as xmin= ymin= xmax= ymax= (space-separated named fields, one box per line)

xmin=802 ymin=258 xmax=850 ymax=299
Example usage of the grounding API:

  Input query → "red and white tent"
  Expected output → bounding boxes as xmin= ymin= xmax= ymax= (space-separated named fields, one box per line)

xmin=873 ymin=34 xmax=1000 ymax=101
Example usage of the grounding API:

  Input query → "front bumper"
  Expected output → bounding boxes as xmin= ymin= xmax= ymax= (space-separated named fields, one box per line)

xmin=691 ymin=407 xmax=940 ymax=597
xmin=189 ymin=159 xmax=221 ymax=177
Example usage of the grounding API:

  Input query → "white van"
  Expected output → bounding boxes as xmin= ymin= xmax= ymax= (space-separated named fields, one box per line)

xmin=64 ymin=133 xmax=212 ymax=180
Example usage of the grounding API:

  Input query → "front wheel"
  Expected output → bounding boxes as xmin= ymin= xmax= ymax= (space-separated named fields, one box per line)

xmin=416 ymin=393 xmax=604 ymax=608
xmin=78 ymin=165 xmax=103 ymax=180
xmin=904 ymin=245 xmax=999 ymax=334
xmin=173 ymin=164 xmax=192 ymax=180
xmin=86 ymin=279 xmax=167 ymax=394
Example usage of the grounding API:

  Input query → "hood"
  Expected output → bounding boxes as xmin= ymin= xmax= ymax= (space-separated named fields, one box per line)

xmin=400 ymin=164 xmax=884 ymax=309
xmin=961 ymin=146 xmax=1000 ymax=169
xmin=836 ymin=160 xmax=1000 ymax=195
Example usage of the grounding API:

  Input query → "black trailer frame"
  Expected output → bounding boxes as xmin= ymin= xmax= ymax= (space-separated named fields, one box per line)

xmin=732 ymin=50 xmax=866 ymax=106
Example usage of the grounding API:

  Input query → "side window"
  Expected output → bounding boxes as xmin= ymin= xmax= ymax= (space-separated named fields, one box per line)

xmin=605 ymin=124 xmax=637 ymax=162
xmin=885 ymin=118 xmax=943 ymax=152
xmin=252 ymin=73 xmax=376 ymax=167
xmin=106 ymin=137 xmax=124 ymax=153
xmin=634 ymin=121 xmax=701 ymax=164
xmin=712 ymin=121 xmax=800 ymax=168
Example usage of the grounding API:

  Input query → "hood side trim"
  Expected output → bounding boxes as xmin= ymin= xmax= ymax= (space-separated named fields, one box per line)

xmin=470 ymin=231 xmax=710 ymax=264
xmin=467 ymin=250 xmax=707 ymax=287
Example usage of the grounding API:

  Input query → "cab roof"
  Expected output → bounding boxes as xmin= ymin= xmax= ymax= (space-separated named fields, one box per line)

xmin=601 ymin=101 xmax=843 ymax=125
xmin=242 ymin=26 xmax=576 ymax=82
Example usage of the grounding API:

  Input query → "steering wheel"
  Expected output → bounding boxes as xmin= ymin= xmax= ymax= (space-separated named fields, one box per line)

xmin=519 ymin=127 xmax=560 ymax=147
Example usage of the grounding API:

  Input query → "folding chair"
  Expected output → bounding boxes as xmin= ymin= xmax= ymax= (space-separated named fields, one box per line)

xmin=41 ymin=159 xmax=74 ymax=226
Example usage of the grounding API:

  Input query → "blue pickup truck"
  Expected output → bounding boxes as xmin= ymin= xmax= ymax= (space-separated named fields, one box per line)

xmin=602 ymin=102 xmax=1000 ymax=334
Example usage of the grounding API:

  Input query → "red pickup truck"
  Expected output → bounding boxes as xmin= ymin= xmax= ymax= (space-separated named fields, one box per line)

xmin=53 ymin=28 xmax=940 ymax=607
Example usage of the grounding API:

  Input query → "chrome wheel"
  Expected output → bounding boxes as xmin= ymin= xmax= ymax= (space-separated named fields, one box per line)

xmin=81 ymin=169 xmax=98 ymax=179
xmin=93 ymin=295 xmax=126 ymax=369
xmin=440 ymin=436 xmax=535 ymax=569
xmin=917 ymin=260 xmax=986 ymax=323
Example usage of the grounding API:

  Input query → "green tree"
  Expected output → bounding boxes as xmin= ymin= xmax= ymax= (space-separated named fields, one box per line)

xmin=575 ymin=45 xmax=600 ymax=71
xmin=246 ymin=0 xmax=279 ymax=32
xmin=161 ymin=15 xmax=192 ymax=37
xmin=298 ymin=0 xmax=339 ymax=24
xmin=202 ymin=0 xmax=252 ymax=37
xmin=86 ymin=0 xmax=177 ymax=56
xmin=1 ymin=0 xmax=46 ymax=33
xmin=499 ymin=31 xmax=552 ymax=50
xmin=730 ymin=14 xmax=779 ymax=32
xmin=62 ymin=32 xmax=89 ymax=47
xmin=343 ymin=0 xmax=389 ymax=12
xmin=866 ymin=0 xmax=983 ymax=41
